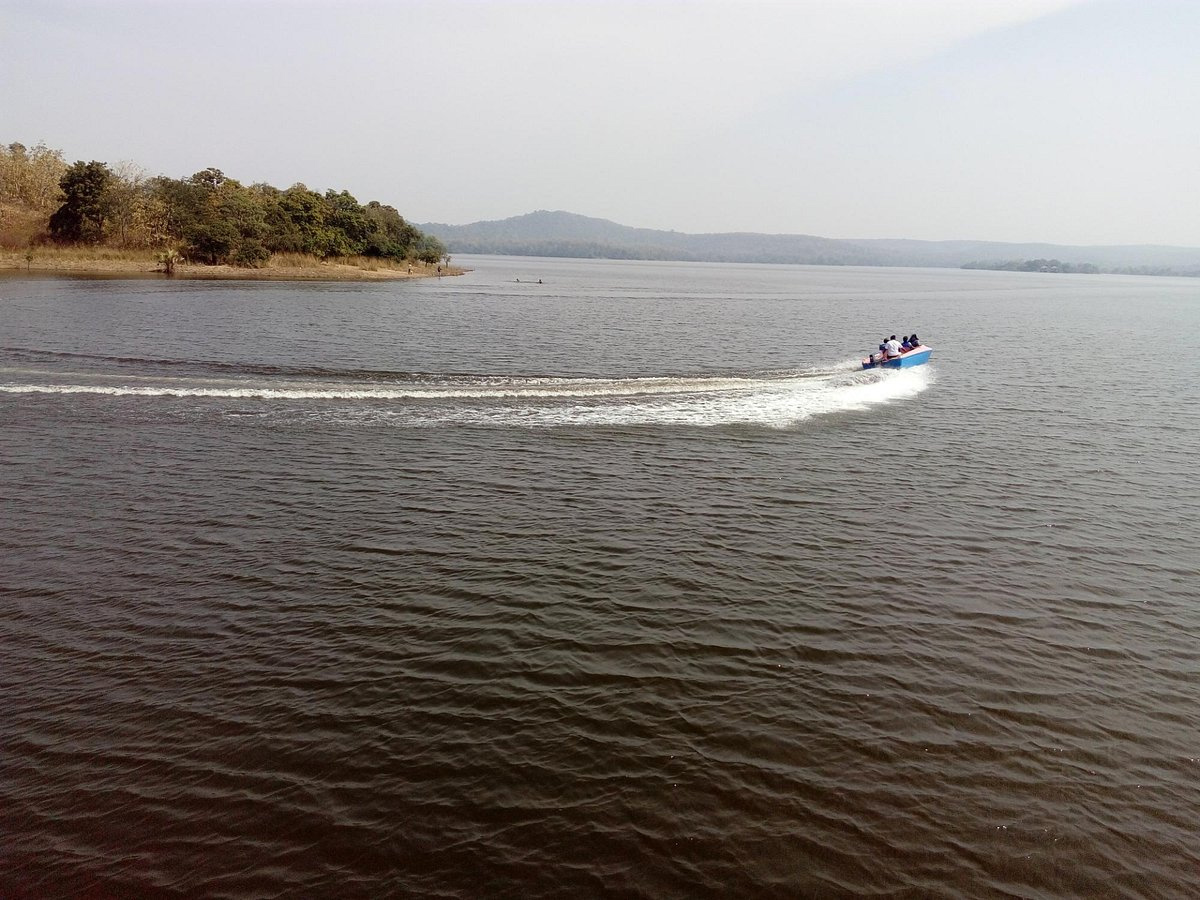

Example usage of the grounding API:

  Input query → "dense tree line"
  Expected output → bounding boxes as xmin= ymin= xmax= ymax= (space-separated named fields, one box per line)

xmin=1 ymin=142 xmax=445 ymax=266
xmin=962 ymin=258 xmax=1100 ymax=274
xmin=962 ymin=257 xmax=1200 ymax=277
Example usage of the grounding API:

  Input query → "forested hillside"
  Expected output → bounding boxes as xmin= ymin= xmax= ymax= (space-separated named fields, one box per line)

xmin=420 ymin=210 xmax=876 ymax=264
xmin=421 ymin=210 xmax=1200 ymax=276
xmin=0 ymin=142 xmax=446 ymax=268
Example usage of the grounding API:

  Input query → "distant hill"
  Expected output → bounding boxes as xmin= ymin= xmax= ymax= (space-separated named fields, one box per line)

xmin=419 ymin=211 xmax=1200 ymax=275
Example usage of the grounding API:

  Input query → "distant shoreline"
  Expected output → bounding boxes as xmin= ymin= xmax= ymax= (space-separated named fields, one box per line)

xmin=419 ymin=211 xmax=1200 ymax=276
xmin=0 ymin=252 xmax=465 ymax=282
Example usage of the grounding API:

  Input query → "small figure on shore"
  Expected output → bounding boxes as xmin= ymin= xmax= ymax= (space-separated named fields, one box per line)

xmin=537 ymin=278 xmax=542 ymax=284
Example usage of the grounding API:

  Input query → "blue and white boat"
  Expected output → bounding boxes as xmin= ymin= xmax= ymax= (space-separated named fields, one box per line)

xmin=862 ymin=345 xmax=933 ymax=370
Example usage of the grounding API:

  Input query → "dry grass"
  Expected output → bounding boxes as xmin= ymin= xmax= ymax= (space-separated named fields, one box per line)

xmin=0 ymin=203 xmax=48 ymax=249
xmin=0 ymin=245 xmax=160 ymax=273
xmin=210 ymin=252 xmax=444 ymax=273
xmin=15 ymin=245 xmax=153 ymax=262
xmin=0 ymin=246 xmax=463 ymax=281
xmin=347 ymin=256 xmax=439 ymax=273
xmin=261 ymin=252 xmax=326 ymax=270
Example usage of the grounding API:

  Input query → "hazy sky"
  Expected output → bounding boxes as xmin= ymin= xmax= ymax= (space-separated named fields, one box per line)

xmin=3 ymin=0 xmax=1197 ymax=245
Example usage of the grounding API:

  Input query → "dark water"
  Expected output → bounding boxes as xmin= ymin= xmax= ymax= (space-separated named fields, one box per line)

xmin=2 ymin=257 xmax=1198 ymax=898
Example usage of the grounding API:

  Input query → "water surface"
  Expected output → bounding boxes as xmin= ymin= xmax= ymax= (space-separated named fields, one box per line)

xmin=2 ymin=257 xmax=1198 ymax=897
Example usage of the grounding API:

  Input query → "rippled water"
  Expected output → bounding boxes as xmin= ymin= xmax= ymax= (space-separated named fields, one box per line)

xmin=2 ymin=257 xmax=1199 ymax=898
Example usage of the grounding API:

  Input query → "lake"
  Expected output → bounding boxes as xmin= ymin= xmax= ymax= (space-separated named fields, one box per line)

xmin=2 ymin=256 xmax=1198 ymax=898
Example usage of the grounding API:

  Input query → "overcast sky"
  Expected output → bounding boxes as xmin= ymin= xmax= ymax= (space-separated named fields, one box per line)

xmin=3 ymin=0 xmax=1197 ymax=245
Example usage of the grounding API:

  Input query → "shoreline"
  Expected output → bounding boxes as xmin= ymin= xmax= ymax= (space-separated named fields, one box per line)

xmin=0 ymin=253 xmax=465 ymax=282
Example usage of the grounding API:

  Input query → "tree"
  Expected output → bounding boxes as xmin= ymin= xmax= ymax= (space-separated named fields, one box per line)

xmin=1 ymin=142 xmax=67 ymax=210
xmin=323 ymin=189 xmax=371 ymax=256
xmin=414 ymin=233 xmax=447 ymax=264
xmin=48 ymin=160 xmax=113 ymax=243
xmin=363 ymin=201 xmax=420 ymax=259
xmin=213 ymin=181 xmax=270 ymax=266
xmin=149 ymin=175 xmax=207 ymax=241
xmin=106 ymin=160 xmax=151 ymax=247
xmin=189 ymin=167 xmax=228 ymax=191
xmin=174 ymin=181 xmax=262 ymax=266
xmin=10 ymin=144 xmax=447 ymax=268
xmin=186 ymin=220 xmax=238 ymax=264
xmin=270 ymin=184 xmax=334 ymax=257
xmin=26 ymin=143 xmax=67 ymax=209
xmin=0 ymin=143 xmax=29 ymax=205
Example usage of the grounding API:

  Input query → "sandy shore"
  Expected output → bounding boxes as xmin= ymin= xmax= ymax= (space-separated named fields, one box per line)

xmin=0 ymin=253 xmax=464 ymax=281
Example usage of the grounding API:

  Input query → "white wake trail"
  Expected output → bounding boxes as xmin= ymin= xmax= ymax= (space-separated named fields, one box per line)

xmin=1 ymin=365 xmax=932 ymax=428
xmin=0 ymin=369 xmax=832 ymax=401
xmin=487 ymin=367 xmax=932 ymax=428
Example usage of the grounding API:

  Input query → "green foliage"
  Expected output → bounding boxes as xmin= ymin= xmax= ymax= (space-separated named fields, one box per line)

xmin=148 ymin=175 xmax=206 ymax=238
xmin=157 ymin=248 xmax=181 ymax=274
xmin=140 ymin=169 xmax=436 ymax=266
xmin=7 ymin=140 xmax=442 ymax=267
xmin=364 ymin=201 xmax=422 ymax=258
xmin=413 ymin=233 xmax=447 ymax=264
xmin=323 ymin=189 xmax=371 ymax=254
xmin=189 ymin=168 xmax=229 ymax=191
xmin=962 ymin=258 xmax=1100 ymax=274
xmin=232 ymin=240 xmax=270 ymax=267
xmin=48 ymin=160 xmax=114 ymax=244
xmin=186 ymin=220 xmax=237 ymax=265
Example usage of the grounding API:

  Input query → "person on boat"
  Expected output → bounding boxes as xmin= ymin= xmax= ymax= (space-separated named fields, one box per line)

xmin=901 ymin=336 xmax=912 ymax=351
xmin=909 ymin=334 xmax=921 ymax=347
xmin=884 ymin=335 xmax=903 ymax=358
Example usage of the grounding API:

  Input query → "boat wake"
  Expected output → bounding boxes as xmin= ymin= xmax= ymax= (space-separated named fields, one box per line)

xmin=0 ymin=360 xmax=931 ymax=429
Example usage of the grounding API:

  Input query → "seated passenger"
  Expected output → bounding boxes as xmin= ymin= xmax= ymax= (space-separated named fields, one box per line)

xmin=909 ymin=334 xmax=921 ymax=347
xmin=884 ymin=336 xmax=903 ymax=358
xmin=901 ymin=336 xmax=912 ymax=351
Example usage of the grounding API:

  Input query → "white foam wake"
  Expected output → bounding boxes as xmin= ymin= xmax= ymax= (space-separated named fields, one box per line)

xmin=0 ymin=366 xmax=931 ymax=428
xmin=472 ymin=366 xmax=932 ymax=428
xmin=0 ymin=374 xmax=788 ymax=401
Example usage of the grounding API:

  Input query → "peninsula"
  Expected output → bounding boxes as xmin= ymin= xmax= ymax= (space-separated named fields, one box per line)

xmin=0 ymin=141 xmax=459 ymax=280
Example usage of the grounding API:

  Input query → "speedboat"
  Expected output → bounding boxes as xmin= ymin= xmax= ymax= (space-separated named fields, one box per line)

xmin=862 ymin=345 xmax=933 ymax=369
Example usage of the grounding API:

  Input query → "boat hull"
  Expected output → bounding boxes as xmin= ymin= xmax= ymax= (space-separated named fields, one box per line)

xmin=862 ymin=346 xmax=932 ymax=369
